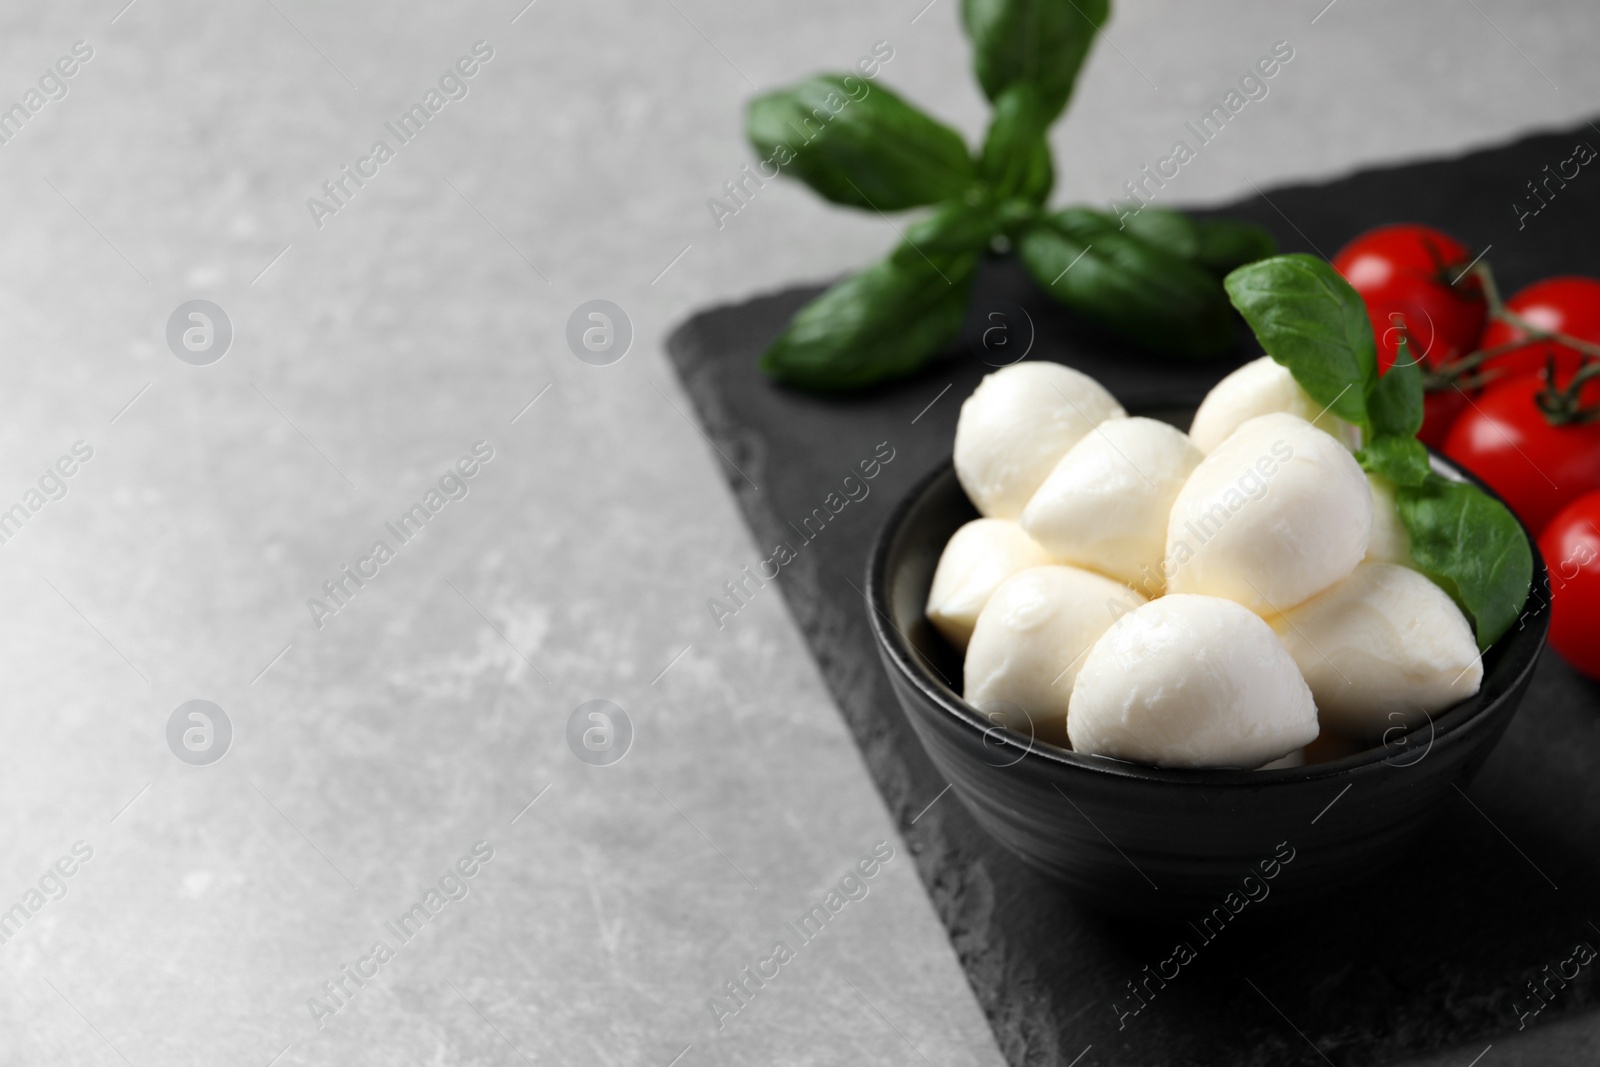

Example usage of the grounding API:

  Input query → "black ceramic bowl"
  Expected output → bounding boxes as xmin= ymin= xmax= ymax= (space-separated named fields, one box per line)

xmin=868 ymin=448 xmax=1549 ymax=919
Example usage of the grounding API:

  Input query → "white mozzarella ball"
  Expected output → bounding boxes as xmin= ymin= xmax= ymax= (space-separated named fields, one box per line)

xmin=954 ymin=362 xmax=1125 ymax=520
xmin=1067 ymin=594 xmax=1319 ymax=768
xmin=964 ymin=565 xmax=1142 ymax=736
xmin=1365 ymin=473 xmax=1415 ymax=568
xmin=1020 ymin=416 xmax=1202 ymax=595
xmin=1270 ymin=562 xmax=1482 ymax=738
xmin=1189 ymin=355 xmax=1361 ymax=453
xmin=1166 ymin=412 xmax=1372 ymax=616
xmin=926 ymin=519 xmax=1053 ymax=651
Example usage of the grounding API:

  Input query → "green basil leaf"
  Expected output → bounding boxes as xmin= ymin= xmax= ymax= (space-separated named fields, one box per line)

xmin=1368 ymin=344 xmax=1424 ymax=438
xmin=994 ymin=197 xmax=1043 ymax=236
xmin=962 ymin=0 xmax=1108 ymax=122
xmin=1114 ymin=209 xmax=1277 ymax=275
xmin=1223 ymin=254 xmax=1377 ymax=430
xmin=978 ymin=84 xmax=1054 ymax=205
xmin=1191 ymin=218 xmax=1278 ymax=274
xmin=747 ymin=75 xmax=975 ymax=211
xmin=1396 ymin=473 xmax=1534 ymax=651
xmin=1117 ymin=207 xmax=1200 ymax=260
xmin=759 ymin=251 xmax=977 ymax=390
xmin=892 ymin=198 xmax=1003 ymax=263
xmin=1018 ymin=208 xmax=1235 ymax=358
xmin=1357 ymin=434 xmax=1430 ymax=488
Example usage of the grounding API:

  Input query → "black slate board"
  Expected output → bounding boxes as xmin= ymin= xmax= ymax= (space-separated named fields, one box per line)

xmin=667 ymin=122 xmax=1600 ymax=1067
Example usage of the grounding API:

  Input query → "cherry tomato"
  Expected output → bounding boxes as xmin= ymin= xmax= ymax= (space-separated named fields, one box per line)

xmin=1442 ymin=374 xmax=1600 ymax=534
xmin=1537 ymin=492 xmax=1600 ymax=680
xmin=1333 ymin=224 xmax=1487 ymax=374
xmin=1419 ymin=386 xmax=1472 ymax=449
xmin=1479 ymin=276 xmax=1600 ymax=394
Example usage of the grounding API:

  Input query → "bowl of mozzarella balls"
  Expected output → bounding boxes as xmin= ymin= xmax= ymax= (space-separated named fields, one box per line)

xmin=867 ymin=358 xmax=1548 ymax=917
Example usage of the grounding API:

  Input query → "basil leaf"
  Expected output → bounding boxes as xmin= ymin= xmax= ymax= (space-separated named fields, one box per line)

xmin=759 ymin=251 xmax=977 ymax=390
xmin=893 ymin=198 xmax=1003 ymax=262
xmin=978 ymin=84 xmax=1053 ymax=204
xmin=1117 ymin=207 xmax=1200 ymax=260
xmin=747 ymin=75 xmax=975 ymax=211
xmin=962 ymin=0 xmax=1108 ymax=122
xmin=1018 ymin=209 xmax=1236 ymax=358
xmin=1192 ymin=218 xmax=1278 ymax=274
xmin=994 ymin=197 xmax=1043 ymax=236
xmin=1368 ymin=344 xmax=1424 ymax=438
xmin=1357 ymin=434 xmax=1430 ymax=488
xmin=1223 ymin=254 xmax=1377 ymax=430
xmin=1396 ymin=473 xmax=1534 ymax=651
xmin=1116 ymin=209 xmax=1277 ymax=275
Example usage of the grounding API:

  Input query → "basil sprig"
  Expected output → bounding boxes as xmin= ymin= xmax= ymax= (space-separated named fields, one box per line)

xmin=977 ymin=85 xmax=1055 ymax=204
xmin=1019 ymin=209 xmax=1236 ymax=356
xmin=760 ymin=251 xmax=980 ymax=391
xmin=1117 ymin=207 xmax=1277 ymax=275
xmin=747 ymin=76 xmax=975 ymax=212
xmin=1395 ymin=478 xmax=1534 ymax=653
xmin=1223 ymin=254 xmax=1533 ymax=650
xmin=963 ymin=0 xmax=1108 ymax=122
xmin=748 ymin=0 xmax=1276 ymax=390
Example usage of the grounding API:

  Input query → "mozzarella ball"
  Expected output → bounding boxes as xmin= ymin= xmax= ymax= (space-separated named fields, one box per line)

xmin=1167 ymin=413 xmax=1372 ymax=616
xmin=954 ymin=362 xmax=1125 ymax=520
xmin=926 ymin=519 xmax=1053 ymax=650
xmin=1021 ymin=417 xmax=1202 ymax=595
xmin=1270 ymin=562 xmax=1482 ymax=738
xmin=1068 ymin=594 xmax=1319 ymax=768
xmin=1189 ymin=355 xmax=1361 ymax=453
xmin=964 ymin=565 xmax=1142 ymax=736
xmin=1365 ymin=473 xmax=1415 ymax=568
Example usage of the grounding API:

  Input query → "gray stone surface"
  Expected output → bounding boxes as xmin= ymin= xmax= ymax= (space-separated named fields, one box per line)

xmin=0 ymin=1 xmax=1592 ymax=1064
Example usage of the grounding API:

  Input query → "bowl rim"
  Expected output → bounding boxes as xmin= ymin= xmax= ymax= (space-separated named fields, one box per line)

xmin=866 ymin=447 xmax=1551 ymax=789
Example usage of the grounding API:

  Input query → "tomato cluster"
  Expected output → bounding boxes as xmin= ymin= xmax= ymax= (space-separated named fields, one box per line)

xmin=1334 ymin=224 xmax=1600 ymax=679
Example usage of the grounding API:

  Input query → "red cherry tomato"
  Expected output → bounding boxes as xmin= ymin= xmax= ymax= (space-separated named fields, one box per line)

xmin=1537 ymin=492 xmax=1600 ymax=680
xmin=1442 ymin=374 xmax=1600 ymax=534
xmin=1479 ymin=276 xmax=1600 ymax=394
xmin=1419 ymin=387 xmax=1472 ymax=449
xmin=1333 ymin=224 xmax=1487 ymax=374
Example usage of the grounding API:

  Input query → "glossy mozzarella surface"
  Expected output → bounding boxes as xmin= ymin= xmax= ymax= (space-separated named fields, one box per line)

xmin=1020 ymin=416 xmax=1202 ymax=594
xmin=1166 ymin=413 xmax=1371 ymax=616
xmin=1270 ymin=562 xmax=1482 ymax=737
xmin=926 ymin=519 xmax=1053 ymax=651
xmin=1189 ymin=355 xmax=1360 ymax=453
xmin=963 ymin=565 xmax=1141 ymax=735
xmin=1364 ymin=473 xmax=1415 ymax=568
xmin=954 ymin=362 xmax=1125 ymax=520
xmin=1068 ymin=594 xmax=1319 ymax=768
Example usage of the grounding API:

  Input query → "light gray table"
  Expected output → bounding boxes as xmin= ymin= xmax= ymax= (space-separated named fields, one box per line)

xmin=0 ymin=1 xmax=1593 ymax=1064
